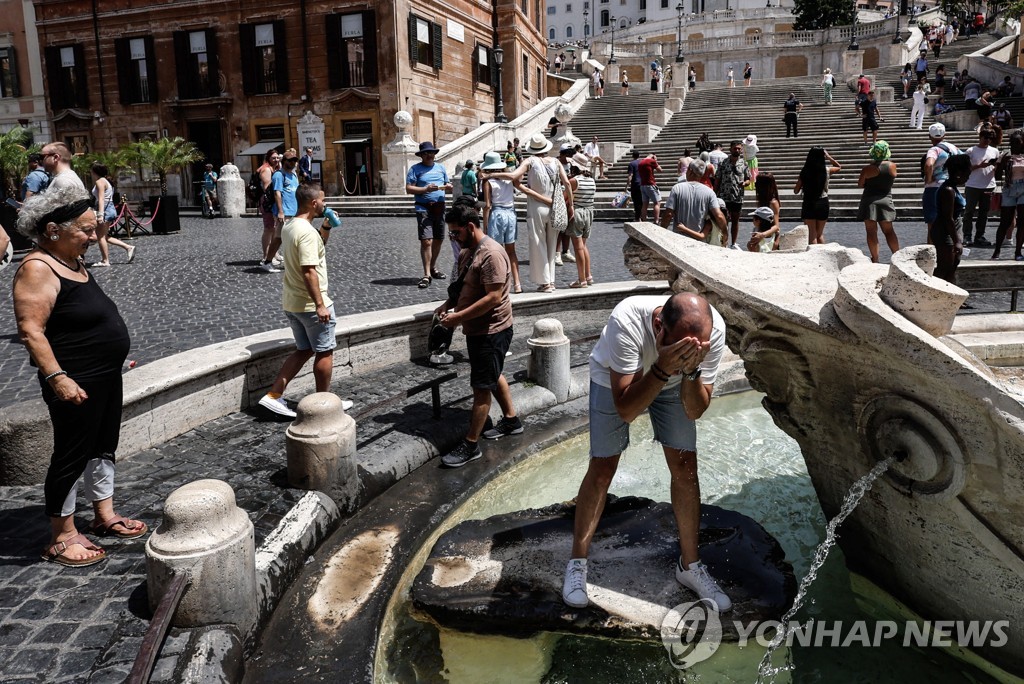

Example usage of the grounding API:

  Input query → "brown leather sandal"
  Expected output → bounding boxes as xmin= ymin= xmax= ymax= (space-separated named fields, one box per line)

xmin=91 ymin=515 xmax=148 ymax=539
xmin=41 ymin=534 xmax=107 ymax=567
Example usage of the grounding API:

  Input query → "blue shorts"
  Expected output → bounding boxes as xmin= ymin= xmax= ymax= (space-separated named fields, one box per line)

xmin=487 ymin=206 xmax=518 ymax=244
xmin=1003 ymin=180 xmax=1024 ymax=207
xmin=588 ymin=380 xmax=696 ymax=458
xmin=923 ymin=186 xmax=939 ymax=224
xmin=285 ymin=304 xmax=337 ymax=353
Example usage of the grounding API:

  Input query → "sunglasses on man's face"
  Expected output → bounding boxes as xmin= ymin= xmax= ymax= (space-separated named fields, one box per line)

xmin=284 ymin=157 xmax=298 ymax=163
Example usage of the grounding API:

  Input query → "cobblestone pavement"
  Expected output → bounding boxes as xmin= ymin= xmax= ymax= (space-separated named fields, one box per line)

xmin=0 ymin=313 xmax=600 ymax=683
xmin=0 ymin=213 xmax=1011 ymax=407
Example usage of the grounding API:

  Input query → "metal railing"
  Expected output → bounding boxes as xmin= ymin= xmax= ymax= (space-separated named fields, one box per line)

xmin=127 ymin=573 xmax=189 ymax=684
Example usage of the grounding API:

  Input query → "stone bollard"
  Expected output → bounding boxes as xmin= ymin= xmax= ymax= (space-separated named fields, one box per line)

xmin=216 ymin=163 xmax=245 ymax=218
xmin=285 ymin=393 xmax=359 ymax=511
xmin=527 ymin=319 xmax=571 ymax=402
xmin=146 ymin=479 xmax=257 ymax=639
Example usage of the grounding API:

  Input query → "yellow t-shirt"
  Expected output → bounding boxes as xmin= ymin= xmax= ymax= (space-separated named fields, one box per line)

xmin=281 ymin=217 xmax=331 ymax=313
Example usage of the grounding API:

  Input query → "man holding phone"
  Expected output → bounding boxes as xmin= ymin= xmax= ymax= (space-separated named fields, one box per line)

xmin=406 ymin=141 xmax=452 ymax=289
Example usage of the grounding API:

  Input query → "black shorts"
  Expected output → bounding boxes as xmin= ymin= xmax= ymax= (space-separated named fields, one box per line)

xmin=724 ymin=200 xmax=742 ymax=215
xmin=466 ymin=327 xmax=513 ymax=390
xmin=416 ymin=203 xmax=446 ymax=241
xmin=862 ymin=118 xmax=880 ymax=132
xmin=801 ymin=196 xmax=830 ymax=222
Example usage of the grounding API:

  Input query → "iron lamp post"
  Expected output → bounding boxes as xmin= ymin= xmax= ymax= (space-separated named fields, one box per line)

xmin=583 ymin=8 xmax=590 ymax=49
xmin=676 ymin=3 xmax=685 ymax=63
xmin=609 ymin=16 xmax=617 ymax=64
xmin=494 ymin=45 xmax=507 ymax=123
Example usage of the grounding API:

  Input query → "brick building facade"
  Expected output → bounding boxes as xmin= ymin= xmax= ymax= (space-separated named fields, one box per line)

xmin=32 ymin=0 xmax=547 ymax=200
xmin=1 ymin=2 xmax=48 ymax=142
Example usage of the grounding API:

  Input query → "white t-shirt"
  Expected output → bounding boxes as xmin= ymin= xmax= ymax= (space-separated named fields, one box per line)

xmin=966 ymin=145 xmax=999 ymax=190
xmin=584 ymin=142 xmax=600 ymax=157
xmin=47 ymin=169 xmax=86 ymax=193
xmin=589 ymin=295 xmax=726 ymax=390
xmin=708 ymin=150 xmax=728 ymax=167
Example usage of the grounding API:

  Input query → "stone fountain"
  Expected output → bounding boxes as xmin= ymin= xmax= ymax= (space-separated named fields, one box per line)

xmin=621 ymin=221 xmax=1024 ymax=676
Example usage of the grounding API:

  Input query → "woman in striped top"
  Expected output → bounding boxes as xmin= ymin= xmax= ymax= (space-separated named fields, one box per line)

xmin=566 ymin=163 xmax=595 ymax=288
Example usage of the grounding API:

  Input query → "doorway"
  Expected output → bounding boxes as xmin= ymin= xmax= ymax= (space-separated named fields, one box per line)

xmin=339 ymin=119 xmax=374 ymax=195
xmin=186 ymin=120 xmax=224 ymax=205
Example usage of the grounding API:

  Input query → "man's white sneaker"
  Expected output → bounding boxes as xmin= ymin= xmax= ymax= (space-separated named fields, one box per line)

xmin=259 ymin=261 xmax=281 ymax=273
xmin=259 ymin=394 xmax=296 ymax=418
xmin=341 ymin=399 xmax=354 ymax=411
xmin=561 ymin=251 xmax=576 ymax=263
xmin=676 ymin=559 xmax=732 ymax=611
xmin=562 ymin=558 xmax=589 ymax=608
xmin=272 ymin=255 xmax=284 ymax=266
xmin=554 ymin=252 xmax=563 ymax=266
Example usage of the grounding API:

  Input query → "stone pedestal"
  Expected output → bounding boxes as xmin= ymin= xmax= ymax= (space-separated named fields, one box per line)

xmin=527 ymin=319 xmax=570 ymax=402
xmin=146 ymin=479 xmax=257 ymax=639
xmin=842 ymin=50 xmax=864 ymax=82
xmin=216 ymin=163 xmax=245 ymax=218
xmin=286 ymin=393 xmax=359 ymax=510
xmin=876 ymin=86 xmax=895 ymax=103
xmin=649 ymin=108 xmax=672 ymax=127
xmin=382 ymin=111 xmax=419 ymax=196
xmin=631 ymin=124 xmax=661 ymax=144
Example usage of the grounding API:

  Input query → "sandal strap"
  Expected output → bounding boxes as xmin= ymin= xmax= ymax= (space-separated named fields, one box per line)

xmin=48 ymin=533 xmax=101 ymax=555
xmin=96 ymin=515 xmax=141 ymax=533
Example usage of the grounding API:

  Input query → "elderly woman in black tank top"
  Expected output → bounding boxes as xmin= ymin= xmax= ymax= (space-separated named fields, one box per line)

xmin=12 ymin=186 xmax=146 ymax=568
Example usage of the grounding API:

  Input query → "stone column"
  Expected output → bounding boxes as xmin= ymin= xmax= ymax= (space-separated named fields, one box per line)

xmin=527 ymin=319 xmax=571 ymax=402
xmin=216 ymin=163 xmax=245 ymax=218
xmin=146 ymin=479 xmax=257 ymax=639
xmin=285 ymin=393 xmax=359 ymax=511
xmin=382 ymin=111 xmax=419 ymax=196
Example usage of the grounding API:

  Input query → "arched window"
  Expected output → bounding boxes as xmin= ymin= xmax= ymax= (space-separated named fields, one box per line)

xmin=619 ymin=17 xmax=627 ymax=28
xmin=566 ymin=25 xmax=574 ymax=37
xmin=600 ymin=9 xmax=609 ymax=26
xmin=549 ymin=27 xmax=556 ymax=39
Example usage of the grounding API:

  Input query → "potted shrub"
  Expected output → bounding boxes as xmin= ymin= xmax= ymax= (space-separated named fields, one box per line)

xmin=0 ymin=127 xmax=33 ymax=249
xmin=128 ymin=136 xmax=204 ymax=234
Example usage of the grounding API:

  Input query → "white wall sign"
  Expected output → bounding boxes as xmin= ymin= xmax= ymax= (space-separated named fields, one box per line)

xmin=296 ymin=111 xmax=325 ymax=160
xmin=255 ymin=24 xmax=275 ymax=47
xmin=342 ymin=14 xmax=363 ymax=38
xmin=447 ymin=19 xmax=465 ymax=42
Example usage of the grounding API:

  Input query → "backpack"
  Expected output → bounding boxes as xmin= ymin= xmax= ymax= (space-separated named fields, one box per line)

xmin=247 ymin=171 xmax=262 ymax=204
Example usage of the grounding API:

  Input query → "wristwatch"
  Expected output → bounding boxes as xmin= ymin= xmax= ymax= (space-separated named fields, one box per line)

xmin=683 ymin=367 xmax=702 ymax=382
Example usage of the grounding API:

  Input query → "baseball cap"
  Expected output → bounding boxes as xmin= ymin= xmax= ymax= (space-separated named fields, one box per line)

xmin=559 ymin=143 xmax=575 ymax=154
xmin=928 ymin=122 xmax=946 ymax=138
xmin=749 ymin=206 xmax=775 ymax=222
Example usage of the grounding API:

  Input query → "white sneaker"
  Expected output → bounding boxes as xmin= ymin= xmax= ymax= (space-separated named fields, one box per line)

xmin=676 ymin=559 xmax=732 ymax=611
xmin=259 ymin=394 xmax=296 ymax=418
xmin=562 ymin=558 xmax=589 ymax=608
xmin=341 ymin=399 xmax=354 ymax=411
xmin=554 ymin=252 xmax=563 ymax=266
xmin=561 ymin=251 xmax=576 ymax=263
xmin=272 ymin=255 xmax=284 ymax=266
xmin=259 ymin=261 xmax=281 ymax=273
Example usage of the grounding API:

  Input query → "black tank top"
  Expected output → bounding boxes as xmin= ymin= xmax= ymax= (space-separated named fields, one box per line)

xmin=24 ymin=259 xmax=131 ymax=380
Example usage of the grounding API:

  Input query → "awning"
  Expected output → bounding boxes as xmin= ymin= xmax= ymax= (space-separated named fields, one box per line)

xmin=239 ymin=140 xmax=284 ymax=156
xmin=333 ymin=137 xmax=371 ymax=145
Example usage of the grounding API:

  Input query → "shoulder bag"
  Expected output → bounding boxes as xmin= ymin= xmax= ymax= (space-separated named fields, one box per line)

xmin=547 ymin=161 xmax=569 ymax=232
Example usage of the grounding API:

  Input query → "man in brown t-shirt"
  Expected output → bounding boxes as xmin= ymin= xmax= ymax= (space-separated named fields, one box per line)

xmin=435 ymin=203 xmax=522 ymax=467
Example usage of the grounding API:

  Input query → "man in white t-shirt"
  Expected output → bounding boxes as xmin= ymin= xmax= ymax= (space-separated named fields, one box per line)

xmin=963 ymin=127 xmax=999 ymax=246
xmin=562 ymin=292 xmax=732 ymax=612
xmin=707 ymin=143 xmax=728 ymax=168
xmin=582 ymin=136 xmax=608 ymax=180
xmin=922 ymin=123 xmax=961 ymax=235
xmin=41 ymin=142 xmax=85 ymax=193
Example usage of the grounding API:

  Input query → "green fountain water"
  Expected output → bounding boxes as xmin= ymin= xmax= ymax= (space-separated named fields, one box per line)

xmin=374 ymin=392 xmax=1011 ymax=683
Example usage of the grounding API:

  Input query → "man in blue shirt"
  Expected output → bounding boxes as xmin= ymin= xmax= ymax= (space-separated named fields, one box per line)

xmin=202 ymin=163 xmax=218 ymax=218
xmin=20 ymin=153 xmax=49 ymax=201
xmin=262 ymin=148 xmax=300 ymax=273
xmin=405 ymin=141 xmax=452 ymax=289
xmin=625 ymin=150 xmax=642 ymax=221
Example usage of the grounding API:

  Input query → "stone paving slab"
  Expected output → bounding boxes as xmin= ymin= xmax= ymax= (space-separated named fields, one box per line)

xmin=0 ymin=214 xmax=1013 ymax=408
xmin=0 ymin=310 xmax=602 ymax=683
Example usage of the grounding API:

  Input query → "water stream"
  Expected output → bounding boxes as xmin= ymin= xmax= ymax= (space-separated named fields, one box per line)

xmin=754 ymin=456 xmax=897 ymax=684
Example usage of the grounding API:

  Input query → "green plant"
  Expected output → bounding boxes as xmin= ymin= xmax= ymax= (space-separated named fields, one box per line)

xmin=0 ymin=126 xmax=32 ymax=199
xmin=127 ymin=136 xmax=204 ymax=196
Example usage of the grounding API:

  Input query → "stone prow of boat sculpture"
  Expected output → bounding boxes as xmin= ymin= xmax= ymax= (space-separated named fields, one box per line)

xmin=622 ymin=221 xmax=1024 ymax=676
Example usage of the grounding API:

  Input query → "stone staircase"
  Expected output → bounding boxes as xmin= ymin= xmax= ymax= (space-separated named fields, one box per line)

xmin=327 ymin=32 xmax=1016 ymax=221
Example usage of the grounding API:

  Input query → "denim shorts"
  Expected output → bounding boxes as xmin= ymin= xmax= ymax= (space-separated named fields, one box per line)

xmin=487 ymin=206 xmax=518 ymax=244
xmin=286 ymin=304 xmax=337 ymax=353
xmin=1003 ymin=180 xmax=1024 ymax=207
xmin=589 ymin=380 xmax=696 ymax=458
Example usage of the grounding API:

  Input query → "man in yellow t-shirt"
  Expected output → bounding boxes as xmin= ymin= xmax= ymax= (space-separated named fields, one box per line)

xmin=258 ymin=183 xmax=351 ymax=418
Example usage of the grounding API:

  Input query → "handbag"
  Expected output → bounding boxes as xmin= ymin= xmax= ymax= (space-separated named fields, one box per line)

xmin=611 ymin=191 xmax=630 ymax=208
xmin=548 ymin=164 xmax=569 ymax=232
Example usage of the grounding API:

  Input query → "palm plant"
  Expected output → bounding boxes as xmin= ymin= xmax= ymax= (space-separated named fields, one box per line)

xmin=0 ymin=126 xmax=32 ymax=199
xmin=128 ymin=136 xmax=204 ymax=196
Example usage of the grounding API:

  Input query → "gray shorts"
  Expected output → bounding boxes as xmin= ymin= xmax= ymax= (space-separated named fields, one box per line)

xmin=641 ymin=185 xmax=661 ymax=204
xmin=285 ymin=304 xmax=337 ymax=353
xmin=588 ymin=380 xmax=696 ymax=457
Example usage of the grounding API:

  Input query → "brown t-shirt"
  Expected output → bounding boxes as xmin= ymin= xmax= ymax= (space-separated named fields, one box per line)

xmin=455 ymin=237 xmax=513 ymax=337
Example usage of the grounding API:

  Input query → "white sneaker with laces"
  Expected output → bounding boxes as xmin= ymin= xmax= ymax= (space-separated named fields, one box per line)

xmin=341 ymin=399 xmax=354 ymax=411
xmin=272 ymin=255 xmax=284 ymax=266
xmin=562 ymin=251 xmax=576 ymax=263
xmin=259 ymin=394 xmax=296 ymax=418
xmin=259 ymin=261 xmax=281 ymax=273
xmin=676 ymin=559 xmax=732 ymax=611
xmin=554 ymin=252 xmax=563 ymax=266
xmin=562 ymin=558 xmax=589 ymax=608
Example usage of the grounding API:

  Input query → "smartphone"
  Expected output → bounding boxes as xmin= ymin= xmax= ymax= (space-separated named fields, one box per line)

xmin=5 ymin=198 xmax=21 ymax=210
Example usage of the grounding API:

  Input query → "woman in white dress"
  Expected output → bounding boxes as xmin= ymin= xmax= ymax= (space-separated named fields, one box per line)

xmin=489 ymin=134 xmax=571 ymax=292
